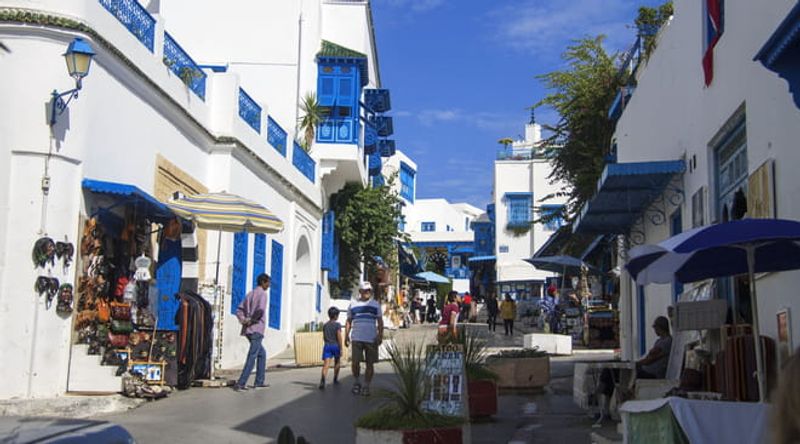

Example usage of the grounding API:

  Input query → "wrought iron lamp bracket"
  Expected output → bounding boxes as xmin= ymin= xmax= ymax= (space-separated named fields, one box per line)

xmin=49 ymin=86 xmax=81 ymax=126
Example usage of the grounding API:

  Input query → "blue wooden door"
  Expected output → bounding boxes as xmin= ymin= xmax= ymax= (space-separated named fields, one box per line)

xmin=252 ymin=234 xmax=266 ymax=288
xmin=231 ymin=232 xmax=248 ymax=315
xmin=156 ymin=238 xmax=182 ymax=330
xmin=269 ymin=240 xmax=283 ymax=330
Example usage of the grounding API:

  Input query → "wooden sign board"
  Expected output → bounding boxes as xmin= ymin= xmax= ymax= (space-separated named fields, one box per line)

xmin=423 ymin=344 xmax=468 ymax=419
xmin=748 ymin=159 xmax=776 ymax=219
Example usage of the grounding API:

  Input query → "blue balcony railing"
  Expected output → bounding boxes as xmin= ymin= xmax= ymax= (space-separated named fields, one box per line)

xmin=496 ymin=148 xmax=533 ymax=161
xmin=163 ymin=33 xmax=207 ymax=100
xmin=99 ymin=0 xmax=156 ymax=52
xmin=238 ymin=88 xmax=261 ymax=133
xmin=317 ymin=118 xmax=358 ymax=144
xmin=267 ymin=117 xmax=287 ymax=156
xmin=292 ymin=142 xmax=315 ymax=183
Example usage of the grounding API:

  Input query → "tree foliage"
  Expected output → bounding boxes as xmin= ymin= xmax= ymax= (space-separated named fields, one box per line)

xmin=297 ymin=92 xmax=326 ymax=151
xmin=329 ymin=175 xmax=405 ymax=292
xmin=636 ymin=2 xmax=674 ymax=60
xmin=535 ymin=36 xmax=622 ymax=220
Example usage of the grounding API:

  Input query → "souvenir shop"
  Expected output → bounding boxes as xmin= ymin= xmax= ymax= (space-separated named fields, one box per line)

xmin=68 ymin=179 xmax=212 ymax=396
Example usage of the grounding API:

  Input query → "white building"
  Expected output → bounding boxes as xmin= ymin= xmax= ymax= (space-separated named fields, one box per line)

xmin=572 ymin=0 xmax=800 ymax=365
xmin=492 ymin=116 xmax=568 ymax=298
xmin=0 ymin=0 xmax=384 ymax=398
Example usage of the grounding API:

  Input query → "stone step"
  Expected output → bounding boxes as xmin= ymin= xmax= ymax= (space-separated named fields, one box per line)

xmin=67 ymin=344 xmax=122 ymax=394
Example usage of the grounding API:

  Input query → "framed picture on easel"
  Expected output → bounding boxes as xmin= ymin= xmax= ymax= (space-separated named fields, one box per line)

xmin=777 ymin=308 xmax=792 ymax=368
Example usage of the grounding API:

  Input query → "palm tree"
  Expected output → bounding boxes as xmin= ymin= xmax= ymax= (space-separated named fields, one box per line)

xmin=298 ymin=92 xmax=325 ymax=151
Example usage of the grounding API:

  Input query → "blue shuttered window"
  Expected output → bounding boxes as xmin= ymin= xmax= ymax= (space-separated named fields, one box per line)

xmin=329 ymin=234 xmax=340 ymax=282
xmin=421 ymin=222 xmax=435 ymax=232
xmin=316 ymin=64 xmax=360 ymax=145
xmin=321 ymin=211 xmax=335 ymax=270
xmin=316 ymin=283 xmax=322 ymax=313
xmin=540 ymin=204 xmax=565 ymax=231
xmin=231 ymin=232 xmax=249 ymax=315
xmin=252 ymin=234 xmax=266 ymax=288
xmin=506 ymin=193 xmax=532 ymax=228
xmin=269 ymin=240 xmax=283 ymax=330
xmin=318 ymin=75 xmax=336 ymax=107
xmin=400 ymin=162 xmax=415 ymax=202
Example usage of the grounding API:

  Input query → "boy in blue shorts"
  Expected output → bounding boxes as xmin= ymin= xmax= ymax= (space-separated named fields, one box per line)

xmin=319 ymin=307 xmax=343 ymax=390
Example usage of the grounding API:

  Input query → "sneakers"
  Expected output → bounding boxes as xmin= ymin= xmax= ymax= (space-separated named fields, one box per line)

xmin=252 ymin=383 xmax=270 ymax=390
xmin=333 ymin=377 xmax=340 ymax=385
xmin=232 ymin=384 xmax=248 ymax=392
xmin=351 ymin=383 xmax=361 ymax=395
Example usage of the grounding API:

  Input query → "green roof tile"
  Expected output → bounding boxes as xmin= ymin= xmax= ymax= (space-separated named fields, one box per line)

xmin=317 ymin=40 xmax=366 ymax=59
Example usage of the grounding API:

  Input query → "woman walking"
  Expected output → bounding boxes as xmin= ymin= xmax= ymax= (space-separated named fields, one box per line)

xmin=438 ymin=291 xmax=460 ymax=344
xmin=500 ymin=294 xmax=517 ymax=336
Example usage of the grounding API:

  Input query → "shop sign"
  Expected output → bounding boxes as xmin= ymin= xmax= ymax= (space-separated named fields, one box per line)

xmin=423 ymin=344 xmax=468 ymax=418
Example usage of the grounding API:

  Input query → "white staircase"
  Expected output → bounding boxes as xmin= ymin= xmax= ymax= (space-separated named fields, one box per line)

xmin=67 ymin=344 xmax=123 ymax=393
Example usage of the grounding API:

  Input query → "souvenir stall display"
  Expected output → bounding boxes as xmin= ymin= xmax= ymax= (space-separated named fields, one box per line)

xmin=32 ymin=236 xmax=75 ymax=314
xmin=72 ymin=199 xmax=181 ymax=396
xmin=175 ymin=291 xmax=213 ymax=389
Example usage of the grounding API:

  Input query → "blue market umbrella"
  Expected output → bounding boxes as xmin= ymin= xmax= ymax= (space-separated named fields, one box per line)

xmin=414 ymin=271 xmax=451 ymax=284
xmin=625 ymin=218 xmax=800 ymax=401
xmin=524 ymin=255 xmax=599 ymax=275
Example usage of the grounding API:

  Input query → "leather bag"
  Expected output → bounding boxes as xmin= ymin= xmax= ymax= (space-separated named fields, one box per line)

xmin=110 ymin=301 xmax=131 ymax=320
xmin=97 ymin=299 xmax=110 ymax=322
xmin=111 ymin=319 xmax=134 ymax=334
xmin=107 ymin=331 xmax=129 ymax=348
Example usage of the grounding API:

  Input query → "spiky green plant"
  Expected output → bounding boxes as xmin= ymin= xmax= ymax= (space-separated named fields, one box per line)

xmin=297 ymin=92 xmax=325 ymax=151
xmin=454 ymin=328 xmax=498 ymax=381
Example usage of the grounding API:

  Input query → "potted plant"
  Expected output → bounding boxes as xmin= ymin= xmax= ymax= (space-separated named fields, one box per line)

xmin=486 ymin=348 xmax=550 ymax=390
xmin=453 ymin=327 xmax=499 ymax=419
xmin=355 ymin=341 xmax=466 ymax=444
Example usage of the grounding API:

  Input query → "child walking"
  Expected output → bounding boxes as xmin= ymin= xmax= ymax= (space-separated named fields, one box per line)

xmin=319 ymin=307 xmax=343 ymax=390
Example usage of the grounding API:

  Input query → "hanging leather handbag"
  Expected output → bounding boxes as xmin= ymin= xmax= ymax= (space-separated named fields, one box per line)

xmin=96 ymin=323 xmax=110 ymax=341
xmin=110 ymin=301 xmax=132 ymax=320
xmin=111 ymin=319 xmax=134 ymax=334
xmin=97 ymin=299 xmax=110 ymax=323
xmin=107 ymin=331 xmax=129 ymax=348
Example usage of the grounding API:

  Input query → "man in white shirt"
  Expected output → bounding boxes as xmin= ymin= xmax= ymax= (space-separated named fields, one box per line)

xmin=345 ymin=281 xmax=383 ymax=396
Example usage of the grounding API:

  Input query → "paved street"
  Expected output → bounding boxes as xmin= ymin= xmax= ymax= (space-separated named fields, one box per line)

xmin=100 ymin=321 xmax=615 ymax=444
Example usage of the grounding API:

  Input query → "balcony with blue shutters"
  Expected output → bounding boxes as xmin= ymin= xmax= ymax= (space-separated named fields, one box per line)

xmin=314 ymin=40 xmax=370 ymax=186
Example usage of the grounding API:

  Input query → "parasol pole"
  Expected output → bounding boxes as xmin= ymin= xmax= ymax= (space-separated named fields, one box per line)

xmin=745 ymin=244 xmax=766 ymax=402
xmin=214 ymin=230 xmax=222 ymax=285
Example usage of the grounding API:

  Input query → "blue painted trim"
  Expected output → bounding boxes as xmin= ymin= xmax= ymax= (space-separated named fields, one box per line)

xmin=238 ymin=88 xmax=262 ymax=133
xmin=163 ymin=32 xmax=207 ymax=100
xmin=292 ymin=142 xmax=316 ymax=183
xmin=267 ymin=117 xmax=288 ymax=156
xmin=156 ymin=239 xmax=182 ymax=330
xmin=82 ymin=178 xmax=174 ymax=221
xmin=269 ymin=240 xmax=283 ymax=330
xmin=231 ymin=232 xmax=248 ymax=315
xmin=198 ymin=64 xmax=227 ymax=73
xmin=316 ymin=283 xmax=322 ymax=313
xmin=754 ymin=2 xmax=800 ymax=68
xmin=99 ymin=0 xmax=155 ymax=52
xmin=252 ymin=234 xmax=266 ymax=289
xmin=503 ymin=192 xmax=533 ymax=198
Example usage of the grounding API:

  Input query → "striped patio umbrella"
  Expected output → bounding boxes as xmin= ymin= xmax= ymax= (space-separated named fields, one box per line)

xmin=168 ymin=192 xmax=283 ymax=234
xmin=167 ymin=192 xmax=283 ymax=283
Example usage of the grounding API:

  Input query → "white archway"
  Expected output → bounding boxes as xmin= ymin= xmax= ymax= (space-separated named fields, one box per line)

xmin=291 ymin=234 xmax=314 ymax=330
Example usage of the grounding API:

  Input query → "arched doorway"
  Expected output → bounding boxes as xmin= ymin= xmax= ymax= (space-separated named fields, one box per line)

xmin=292 ymin=235 xmax=314 ymax=330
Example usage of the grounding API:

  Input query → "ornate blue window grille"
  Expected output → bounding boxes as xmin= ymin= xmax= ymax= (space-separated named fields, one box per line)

xmin=372 ymin=174 xmax=385 ymax=188
xmin=267 ymin=117 xmax=287 ymax=156
xmin=292 ymin=142 xmax=316 ymax=183
xmin=321 ymin=211 xmax=335 ymax=271
xmin=372 ymin=115 xmax=394 ymax=137
xmin=379 ymin=140 xmax=396 ymax=157
xmin=163 ymin=32 xmax=207 ymax=100
xmin=421 ymin=222 xmax=435 ymax=232
xmin=505 ymin=193 xmax=532 ymax=228
xmin=364 ymin=89 xmax=392 ymax=113
xmin=269 ymin=240 xmax=283 ymax=330
xmin=540 ymin=204 xmax=565 ymax=231
xmin=231 ymin=232 xmax=248 ymax=315
xmin=400 ymin=161 xmax=415 ymax=202
xmin=238 ymin=88 xmax=261 ymax=133
xmin=99 ymin=0 xmax=155 ymax=52
xmin=252 ymin=234 xmax=266 ymax=287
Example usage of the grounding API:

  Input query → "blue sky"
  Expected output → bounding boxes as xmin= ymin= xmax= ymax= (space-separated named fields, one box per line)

xmin=371 ymin=0 xmax=666 ymax=210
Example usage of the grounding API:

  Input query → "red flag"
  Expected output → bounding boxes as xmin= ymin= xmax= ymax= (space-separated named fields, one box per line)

xmin=703 ymin=0 xmax=723 ymax=86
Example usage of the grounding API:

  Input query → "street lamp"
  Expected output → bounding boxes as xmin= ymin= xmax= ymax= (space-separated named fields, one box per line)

xmin=50 ymin=37 xmax=95 ymax=126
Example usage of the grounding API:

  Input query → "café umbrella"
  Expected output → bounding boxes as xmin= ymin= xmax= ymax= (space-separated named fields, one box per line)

xmin=167 ymin=192 xmax=284 ymax=283
xmin=625 ymin=218 xmax=800 ymax=402
xmin=414 ymin=271 xmax=451 ymax=284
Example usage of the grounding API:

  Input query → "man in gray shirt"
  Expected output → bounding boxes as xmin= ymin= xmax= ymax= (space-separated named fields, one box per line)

xmin=637 ymin=316 xmax=672 ymax=379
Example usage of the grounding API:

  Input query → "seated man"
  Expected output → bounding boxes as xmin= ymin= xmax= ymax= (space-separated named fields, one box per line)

xmin=636 ymin=316 xmax=672 ymax=379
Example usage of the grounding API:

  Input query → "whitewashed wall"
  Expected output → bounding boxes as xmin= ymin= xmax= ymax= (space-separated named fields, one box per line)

xmin=613 ymin=0 xmax=800 ymax=358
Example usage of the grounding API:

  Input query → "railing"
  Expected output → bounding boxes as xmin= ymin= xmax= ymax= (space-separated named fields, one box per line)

xmin=292 ymin=142 xmax=315 ymax=183
xmin=317 ymin=118 xmax=358 ymax=144
xmin=163 ymin=33 xmax=207 ymax=100
xmin=496 ymin=148 xmax=533 ymax=160
xmin=99 ymin=0 xmax=156 ymax=52
xmin=267 ymin=117 xmax=287 ymax=156
xmin=238 ymin=88 xmax=261 ymax=133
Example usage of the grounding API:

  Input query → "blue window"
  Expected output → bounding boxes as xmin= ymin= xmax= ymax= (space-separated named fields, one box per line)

xmin=540 ymin=205 xmax=565 ymax=231
xmin=321 ymin=211 xmax=335 ymax=271
xmin=231 ymin=232 xmax=248 ymax=315
xmin=421 ymin=222 xmax=435 ymax=232
xmin=505 ymin=193 xmax=532 ymax=228
xmin=316 ymin=64 xmax=361 ymax=145
xmin=269 ymin=240 xmax=283 ymax=330
xmin=400 ymin=162 xmax=415 ymax=202
xmin=252 ymin=234 xmax=266 ymax=288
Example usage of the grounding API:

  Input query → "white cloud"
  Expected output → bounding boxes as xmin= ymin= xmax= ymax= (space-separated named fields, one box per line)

xmin=488 ymin=0 xmax=637 ymax=57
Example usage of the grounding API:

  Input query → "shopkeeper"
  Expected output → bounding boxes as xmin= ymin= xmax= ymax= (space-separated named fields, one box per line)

xmin=636 ymin=316 xmax=672 ymax=379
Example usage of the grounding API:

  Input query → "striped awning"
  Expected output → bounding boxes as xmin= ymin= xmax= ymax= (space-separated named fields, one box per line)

xmin=167 ymin=192 xmax=283 ymax=234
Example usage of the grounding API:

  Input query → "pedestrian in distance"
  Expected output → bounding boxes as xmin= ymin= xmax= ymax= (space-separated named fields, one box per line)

xmin=500 ymin=293 xmax=517 ymax=336
xmin=426 ymin=295 xmax=438 ymax=323
xmin=438 ymin=291 xmax=460 ymax=344
xmin=319 ymin=306 xmax=343 ymax=390
xmin=486 ymin=293 xmax=499 ymax=332
xmin=345 ymin=281 xmax=383 ymax=397
xmin=233 ymin=273 xmax=270 ymax=391
xmin=418 ymin=296 xmax=427 ymax=324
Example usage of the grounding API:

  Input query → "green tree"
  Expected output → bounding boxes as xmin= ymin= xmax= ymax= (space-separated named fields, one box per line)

xmin=534 ymin=36 xmax=622 ymax=221
xmin=635 ymin=1 xmax=674 ymax=60
xmin=297 ymin=92 xmax=326 ymax=151
xmin=329 ymin=175 xmax=406 ymax=293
